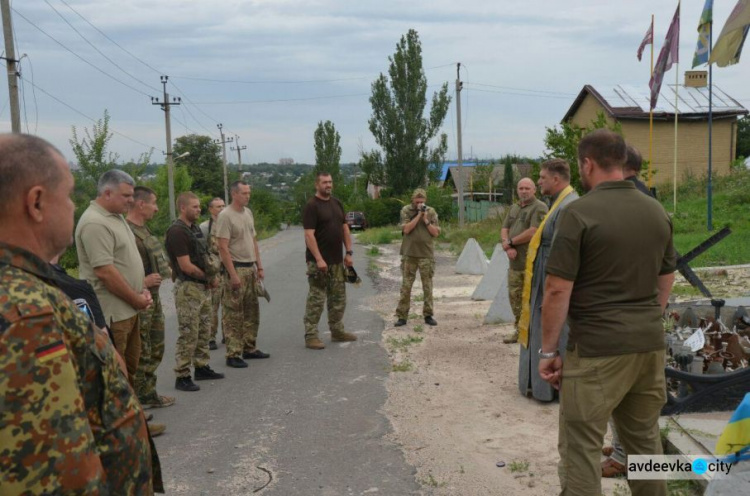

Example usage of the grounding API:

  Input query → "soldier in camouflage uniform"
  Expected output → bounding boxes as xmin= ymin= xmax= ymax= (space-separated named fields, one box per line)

xmin=216 ymin=181 xmax=270 ymax=366
xmin=302 ymin=172 xmax=357 ymax=349
xmin=0 ymin=133 xmax=159 ymax=494
xmin=395 ymin=189 xmax=441 ymax=327
xmin=127 ymin=186 xmax=175 ymax=410
xmin=500 ymin=177 xmax=548 ymax=343
xmin=166 ymin=192 xmax=225 ymax=390
xmin=199 ymin=197 xmax=226 ymax=349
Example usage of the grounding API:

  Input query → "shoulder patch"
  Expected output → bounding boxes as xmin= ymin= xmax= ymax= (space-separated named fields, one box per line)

xmin=36 ymin=340 xmax=68 ymax=362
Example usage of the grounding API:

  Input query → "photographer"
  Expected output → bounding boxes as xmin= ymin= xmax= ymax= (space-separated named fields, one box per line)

xmin=395 ymin=189 xmax=440 ymax=327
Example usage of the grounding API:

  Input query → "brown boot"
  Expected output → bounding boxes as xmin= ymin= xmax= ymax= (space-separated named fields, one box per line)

xmin=331 ymin=331 xmax=357 ymax=342
xmin=602 ymin=446 xmax=614 ymax=457
xmin=503 ymin=331 xmax=519 ymax=344
xmin=306 ymin=337 xmax=326 ymax=350
xmin=148 ymin=422 xmax=166 ymax=437
xmin=601 ymin=458 xmax=626 ymax=478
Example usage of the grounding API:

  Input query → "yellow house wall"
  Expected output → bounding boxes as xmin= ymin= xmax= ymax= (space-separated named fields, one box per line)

xmin=567 ymin=93 xmax=737 ymax=186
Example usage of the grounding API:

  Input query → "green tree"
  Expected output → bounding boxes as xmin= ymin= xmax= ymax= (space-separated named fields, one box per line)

xmin=314 ymin=120 xmax=342 ymax=184
xmin=543 ymin=111 xmax=622 ymax=191
xmin=173 ymin=134 xmax=224 ymax=198
xmin=70 ymin=110 xmax=119 ymax=184
xmin=737 ymin=116 xmax=750 ymax=159
xmin=366 ymin=29 xmax=451 ymax=195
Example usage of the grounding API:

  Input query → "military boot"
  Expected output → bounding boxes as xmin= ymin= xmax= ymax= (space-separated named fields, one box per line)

xmin=331 ymin=331 xmax=357 ymax=342
xmin=305 ymin=337 xmax=326 ymax=350
xmin=148 ymin=422 xmax=166 ymax=437
xmin=502 ymin=330 xmax=519 ymax=344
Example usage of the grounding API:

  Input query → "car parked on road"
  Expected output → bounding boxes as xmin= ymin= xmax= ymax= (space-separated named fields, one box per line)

xmin=345 ymin=211 xmax=368 ymax=231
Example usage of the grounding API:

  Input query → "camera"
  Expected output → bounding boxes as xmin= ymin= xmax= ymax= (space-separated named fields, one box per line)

xmin=419 ymin=204 xmax=428 ymax=212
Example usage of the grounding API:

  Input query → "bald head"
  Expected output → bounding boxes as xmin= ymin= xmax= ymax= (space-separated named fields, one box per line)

xmin=0 ymin=133 xmax=75 ymax=261
xmin=0 ymin=134 xmax=65 ymax=220
xmin=517 ymin=177 xmax=537 ymax=204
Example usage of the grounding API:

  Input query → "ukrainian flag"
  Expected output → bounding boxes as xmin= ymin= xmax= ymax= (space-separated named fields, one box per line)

xmin=716 ymin=393 xmax=750 ymax=462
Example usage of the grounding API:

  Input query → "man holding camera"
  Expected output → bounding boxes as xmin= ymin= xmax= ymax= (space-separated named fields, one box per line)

xmin=395 ymin=189 xmax=441 ymax=327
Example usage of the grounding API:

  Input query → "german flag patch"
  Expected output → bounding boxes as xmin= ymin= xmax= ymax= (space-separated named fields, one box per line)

xmin=36 ymin=340 xmax=68 ymax=363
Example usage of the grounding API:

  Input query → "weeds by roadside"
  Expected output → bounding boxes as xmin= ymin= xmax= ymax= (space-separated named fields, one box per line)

xmin=357 ymin=227 xmax=401 ymax=245
xmin=387 ymin=335 xmax=424 ymax=352
xmin=367 ymin=245 xmax=380 ymax=256
xmin=392 ymin=360 xmax=413 ymax=372
xmin=509 ymin=460 xmax=530 ymax=473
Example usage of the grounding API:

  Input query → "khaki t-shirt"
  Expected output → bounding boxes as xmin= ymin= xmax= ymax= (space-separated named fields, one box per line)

xmin=502 ymin=198 xmax=548 ymax=271
xmin=75 ymin=201 xmax=145 ymax=323
xmin=399 ymin=204 xmax=439 ymax=259
xmin=545 ymin=181 xmax=677 ymax=357
xmin=214 ymin=206 xmax=257 ymax=263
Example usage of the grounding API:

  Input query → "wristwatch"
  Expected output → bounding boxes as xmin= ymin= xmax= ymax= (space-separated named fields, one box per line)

xmin=508 ymin=238 xmax=515 ymax=248
xmin=346 ymin=250 xmax=354 ymax=256
xmin=538 ymin=348 xmax=559 ymax=359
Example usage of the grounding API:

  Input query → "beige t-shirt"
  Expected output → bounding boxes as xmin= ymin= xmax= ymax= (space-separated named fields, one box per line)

xmin=214 ymin=206 xmax=257 ymax=262
xmin=75 ymin=201 xmax=145 ymax=323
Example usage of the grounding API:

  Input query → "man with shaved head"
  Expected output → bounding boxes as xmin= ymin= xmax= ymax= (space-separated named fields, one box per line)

xmin=0 ymin=134 xmax=155 ymax=494
xmin=500 ymin=177 xmax=548 ymax=343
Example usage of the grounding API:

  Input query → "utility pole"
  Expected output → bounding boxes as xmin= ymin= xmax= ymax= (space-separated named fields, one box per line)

xmin=1 ymin=0 xmax=21 ymax=133
xmin=456 ymin=63 xmax=465 ymax=227
xmin=231 ymin=135 xmax=247 ymax=172
xmin=215 ymin=124 xmax=233 ymax=204
xmin=151 ymin=75 xmax=181 ymax=220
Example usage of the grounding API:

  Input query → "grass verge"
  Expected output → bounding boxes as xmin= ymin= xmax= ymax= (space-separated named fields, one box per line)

xmin=357 ymin=226 xmax=402 ymax=245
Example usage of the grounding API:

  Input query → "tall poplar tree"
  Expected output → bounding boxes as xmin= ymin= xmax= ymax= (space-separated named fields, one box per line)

xmin=313 ymin=120 xmax=342 ymax=184
xmin=367 ymin=29 xmax=451 ymax=195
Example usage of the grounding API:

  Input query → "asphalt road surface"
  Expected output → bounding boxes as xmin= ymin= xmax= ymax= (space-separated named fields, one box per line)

xmin=150 ymin=228 xmax=420 ymax=495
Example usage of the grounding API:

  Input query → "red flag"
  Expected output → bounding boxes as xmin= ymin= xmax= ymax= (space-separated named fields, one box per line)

xmin=649 ymin=4 xmax=680 ymax=109
xmin=637 ymin=21 xmax=654 ymax=61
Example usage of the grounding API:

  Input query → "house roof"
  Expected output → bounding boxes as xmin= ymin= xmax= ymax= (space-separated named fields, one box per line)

xmin=438 ymin=161 xmax=483 ymax=181
xmin=563 ymin=84 xmax=748 ymax=123
xmin=444 ymin=164 xmax=535 ymax=191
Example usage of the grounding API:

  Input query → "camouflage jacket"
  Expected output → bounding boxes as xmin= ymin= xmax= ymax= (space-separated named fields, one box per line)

xmin=0 ymin=242 xmax=154 ymax=495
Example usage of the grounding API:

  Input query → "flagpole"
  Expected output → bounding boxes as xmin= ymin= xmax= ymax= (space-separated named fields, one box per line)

xmin=649 ymin=14 xmax=655 ymax=189
xmin=707 ymin=19 xmax=714 ymax=231
xmin=673 ymin=1 xmax=680 ymax=213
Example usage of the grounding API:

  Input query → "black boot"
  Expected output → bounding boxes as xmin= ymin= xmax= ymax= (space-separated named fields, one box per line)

xmin=175 ymin=376 xmax=200 ymax=392
xmin=194 ymin=365 xmax=225 ymax=381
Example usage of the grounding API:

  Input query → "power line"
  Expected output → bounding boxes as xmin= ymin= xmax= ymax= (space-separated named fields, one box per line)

xmin=190 ymin=92 xmax=372 ymax=105
xmin=12 ymin=7 xmax=154 ymax=98
xmin=43 ymin=0 xmax=160 ymax=93
xmin=464 ymin=86 xmax=572 ymax=100
xmin=18 ymin=54 xmax=39 ymax=134
xmin=466 ymin=81 xmax=576 ymax=97
xmin=171 ymin=62 xmax=459 ymax=85
xmin=56 ymin=0 xmax=161 ymax=75
xmin=26 ymin=78 xmax=159 ymax=152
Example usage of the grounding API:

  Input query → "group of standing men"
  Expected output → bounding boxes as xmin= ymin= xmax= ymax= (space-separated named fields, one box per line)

xmin=502 ymin=130 xmax=675 ymax=496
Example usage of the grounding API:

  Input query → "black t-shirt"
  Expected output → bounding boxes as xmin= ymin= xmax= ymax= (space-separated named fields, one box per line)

xmin=165 ymin=220 xmax=206 ymax=282
xmin=302 ymin=196 xmax=345 ymax=265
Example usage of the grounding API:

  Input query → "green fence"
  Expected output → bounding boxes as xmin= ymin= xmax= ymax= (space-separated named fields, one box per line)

xmin=452 ymin=200 xmax=503 ymax=222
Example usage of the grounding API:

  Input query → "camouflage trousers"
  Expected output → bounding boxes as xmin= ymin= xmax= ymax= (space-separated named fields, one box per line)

xmin=210 ymin=285 xmax=223 ymax=342
xmin=222 ymin=267 xmax=260 ymax=358
xmin=395 ymin=256 xmax=435 ymax=320
xmin=135 ymin=291 xmax=165 ymax=403
xmin=173 ymin=280 xmax=211 ymax=378
xmin=508 ymin=269 xmax=525 ymax=326
xmin=303 ymin=262 xmax=346 ymax=340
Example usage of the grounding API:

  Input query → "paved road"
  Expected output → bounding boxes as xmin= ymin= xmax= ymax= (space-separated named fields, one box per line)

xmin=150 ymin=228 xmax=420 ymax=495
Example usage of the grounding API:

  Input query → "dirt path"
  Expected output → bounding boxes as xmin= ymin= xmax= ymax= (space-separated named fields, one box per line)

xmin=360 ymin=240 xmax=748 ymax=496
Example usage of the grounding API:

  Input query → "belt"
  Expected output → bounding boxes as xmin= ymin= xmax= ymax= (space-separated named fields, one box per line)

xmin=233 ymin=261 xmax=255 ymax=268
xmin=177 ymin=275 xmax=208 ymax=285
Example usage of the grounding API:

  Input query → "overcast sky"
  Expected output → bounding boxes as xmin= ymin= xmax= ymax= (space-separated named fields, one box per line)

xmin=3 ymin=0 xmax=749 ymax=165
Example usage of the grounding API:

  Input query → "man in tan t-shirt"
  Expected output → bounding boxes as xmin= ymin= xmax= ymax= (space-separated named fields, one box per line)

xmin=214 ymin=180 xmax=268 ymax=368
xmin=76 ymin=170 xmax=153 ymax=384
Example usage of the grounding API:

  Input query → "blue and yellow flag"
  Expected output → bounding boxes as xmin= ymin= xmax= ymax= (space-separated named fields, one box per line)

xmin=692 ymin=0 xmax=714 ymax=67
xmin=716 ymin=393 xmax=750 ymax=462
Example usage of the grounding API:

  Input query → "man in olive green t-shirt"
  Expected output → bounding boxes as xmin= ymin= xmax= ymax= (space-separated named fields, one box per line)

xmin=394 ymin=189 xmax=441 ymax=327
xmin=500 ymin=177 xmax=548 ymax=343
xmin=539 ymin=130 xmax=676 ymax=496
